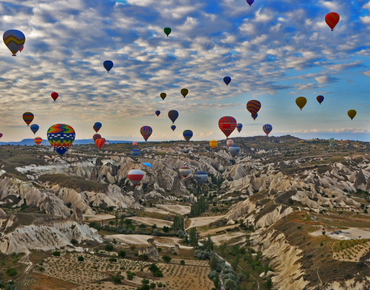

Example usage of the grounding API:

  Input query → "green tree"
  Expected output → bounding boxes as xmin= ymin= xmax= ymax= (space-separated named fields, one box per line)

xmin=105 ymin=244 xmax=114 ymax=251
xmin=77 ymin=256 xmax=84 ymax=262
xmin=162 ymin=255 xmax=172 ymax=263
xmin=6 ymin=268 xmax=17 ymax=277
xmin=118 ymin=250 xmax=126 ymax=258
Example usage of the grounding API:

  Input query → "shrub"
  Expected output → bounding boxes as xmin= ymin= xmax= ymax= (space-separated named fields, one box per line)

xmin=78 ymin=256 xmax=84 ymax=262
xmin=6 ymin=268 xmax=17 ymax=277
xmin=112 ymin=274 xmax=122 ymax=284
xmin=52 ymin=251 xmax=61 ymax=257
xmin=105 ymin=244 xmax=114 ymax=251
xmin=150 ymin=282 xmax=156 ymax=289
xmin=180 ymin=260 xmax=185 ymax=265
xmin=162 ymin=255 xmax=172 ymax=263
xmin=38 ymin=267 xmax=45 ymax=272
xmin=109 ymin=258 xmax=117 ymax=262
xmin=71 ymin=238 xmax=78 ymax=245
xmin=118 ymin=250 xmax=126 ymax=258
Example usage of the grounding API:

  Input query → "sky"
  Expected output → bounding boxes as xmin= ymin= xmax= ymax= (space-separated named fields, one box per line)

xmin=1 ymin=0 xmax=370 ymax=142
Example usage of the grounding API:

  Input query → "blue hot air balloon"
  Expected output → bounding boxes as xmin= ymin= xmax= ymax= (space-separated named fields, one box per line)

xmin=143 ymin=162 xmax=153 ymax=169
xmin=93 ymin=122 xmax=102 ymax=133
xmin=30 ymin=124 xmax=39 ymax=134
xmin=168 ymin=110 xmax=179 ymax=123
xmin=223 ymin=76 xmax=231 ymax=86
xmin=183 ymin=130 xmax=193 ymax=142
xmin=131 ymin=149 xmax=140 ymax=157
xmin=237 ymin=123 xmax=243 ymax=133
xmin=155 ymin=110 xmax=160 ymax=117
xmin=263 ymin=124 xmax=273 ymax=136
xmin=195 ymin=171 xmax=208 ymax=186
xmin=171 ymin=125 xmax=176 ymax=131
xmin=229 ymin=145 xmax=240 ymax=157
xmin=247 ymin=0 xmax=254 ymax=6
xmin=317 ymin=95 xmax=324 ymax=105
xmin=103 ymin=60 xmax=114 ymax=73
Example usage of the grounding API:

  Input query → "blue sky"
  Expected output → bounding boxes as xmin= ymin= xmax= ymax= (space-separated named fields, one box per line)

xmin=1 ymin=0 xmax=370 ymax=142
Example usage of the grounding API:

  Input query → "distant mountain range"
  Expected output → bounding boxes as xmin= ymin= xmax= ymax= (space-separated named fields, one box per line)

xmin=0 ymin=139 xmax=133 ymax=146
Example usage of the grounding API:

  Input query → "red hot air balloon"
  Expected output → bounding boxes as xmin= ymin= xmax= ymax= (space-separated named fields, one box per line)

xmin=140 ymin=126 xmax=153 ymax=142
xmin=128 ymin=169 xmax=144 ymax=187
xmin=95 ymin=138 xmax=106 ymax=150
xmin=34 ymin=137 xmax=42 ymax=146
xmin=325 ymin=12 xmax=340 ymax=31
xmin=227 ymin=139 xmax=234 ymax=147
xmin=51 ymin=92 xmax=59 ymax=101
xmin=218 ymin=116 xmax=237 ymax=138
xmin=132 ymin=141 xmax=138 ymax=146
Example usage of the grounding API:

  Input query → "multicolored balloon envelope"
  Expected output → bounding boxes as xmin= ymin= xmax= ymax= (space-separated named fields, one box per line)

xmin=348 ymin=110 xmax=357 ymax=120
xmin=195 ymin=171 xmax=208 ymax=186
xmin=296 ymin=97 xmax=307 ymax=110
xmin=219 ymin=116 xmax=237 ymax=138
xmin=247 ymin=0 xmax=254 ymax=6
xmin=251 ymin=113 xmax=258 ymax=120
xmin=143 ymin=163 xmax=152 ymax=169
xmin=23 ymin=112 xmax=34 ymax=126
xmin=183 ymin=130 xmax=193 ymax=142
xmin=325 ymin=12 xmax=340 ymax=31
xmin=103 ymin=60 xmax=114 ymax=72
xmin=179 ymin=166 xmax=191 ymax=179
xmin=329 ymin=138 xmax=335 ymax=147
xmin=47 ymin=124 xmax=75 ymax=156
xmin=227 ymin=139 xmax=234 ymax=147
xmin=229 ymin=145 xmax=240 ymax=157
xmin=181 ymin=88 xmax=188 ymax=98
xmin=51 ymin=92 xmax=59 ymax=101
xmin=171 ymin=125 xmax=176 ymax=131
xmin=93 ymin=134 xmax=101 ymax=142
xmin=93 ymin=122 xmax=102 ymax=133
xmin=34 ymin=137 xmax=42 ymax=146
xmin=263 ymin=124 xmax=273 ymax=136
xmin=155 ymin=110 xmax=160 ymax=117
xmin=164 ymin=27 xmax=171 ymax=37
xmin=128 ymin=169 xmax=144 ymax=187
xmin=30 ymin=124 xmax=39 ymax=134
xmin=3 ymin=29 xmax=25 ymax=56
xmin=140 ymin=126 xmax=153 ymax=142
xmin=160 ymin=92 xmax=167 ymax=100
xmin=168 ymin=110 xmax=179 ymax=123
xmin=0 ymin=133 xmax=3 ymax=138
xmin=223 ymin=76 xmax=231 ymax=86
xmin=317 ymin=95 xmax=324 ymax=105
xmin=247 ymin=100 xmax=261 ymax=116
xmin=95 ymin=138 xmax=105 ymax=150
xmin=209 ymin=140 xmax=218 ymax=149
xmin=132 ymin=141 xmax=138 ymax=146
xmin=237 ymin=123 xmax=243 ymax=133
xmin=131 ymin=149 xmax=140 ymax=157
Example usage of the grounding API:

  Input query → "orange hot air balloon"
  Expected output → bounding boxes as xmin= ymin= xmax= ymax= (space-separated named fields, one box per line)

xmin=325 ymin=12 xmax=340 ymax=31
xmin=34 ymin=137 xmax=43 ymax=146
xmin=51 ymin=92 xmax=59 ymax=101
xmin=95 ymin=138 xmax=106 ymax=150
xmin=22 ymin=112 xmax=34 ymax=126
xmin=209 ymin=140 xmax=218 ymax=149
xmin=296 ymin=97 xmax=307 ymax=111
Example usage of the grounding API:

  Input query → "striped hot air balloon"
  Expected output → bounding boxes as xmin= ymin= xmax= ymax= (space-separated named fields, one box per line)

xmin=209 ymin=140 xmax=218 ymax=149
xmin=95 ymin=138 xmax=105 ymax=150
xmin=34 ymin=137 xmax=42 ymax=146
xmin=131 ymin=149 xmax=140 ymax=157
xmin=179 ymin=166 xmax=191 ymax=179
xmin=140 ymin=126 xmax=153 ymax=141
xmin=3 ymin=30 xmax=25 ymax=56
xmin=247 ymin=100 xmax=261 ymax=120
xmin=263 ymin=124 xmax=273 ymax=136
xmin=22 ymin=112 xmax=34 ymax=126
xmin=128 ymin=169 xmax=144 ymax=187
xmin=183 ymin=130 xmax=193 ymax=142
xmin=325 ymin=12 xmax=340 ymax=31
xmin=195 ymin=171 xmax=208 ymax=186
xmin=47 ymin=124 xmax=75 ymax=156
xmin=93 ymin=134 xmax=101 ymax=142
xmin=218 ymin=116 xmax=237 ymax=138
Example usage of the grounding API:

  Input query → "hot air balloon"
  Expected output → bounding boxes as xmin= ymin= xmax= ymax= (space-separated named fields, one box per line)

xmin=3 ymin=30 xmax=25 ymax=56
xmin=229 ymin=145 xmax=240 ymax=157
xmin=227 ymin=139 xmax=234 ymax=147
xmin=93 ymin=122 xmax=102 ymax=133
xmin=171 ymin=125 xmax=176 ymax=131
xmin=19 ymin=45 xmax=24 ymax=52
xmin=195 ymin=171 xmax=208 ymax=186
xmin=51 ymin=92 xmax=59 ymax=102
xmin=219 ymin=116 xmax=237 ymax=138
xmin=317 ymin=95 xmax=324 ymax=105
xmin=95 ymin=138 xmax=105 ymax=150
xmin=329 ymin=138 xmax=335 ymax=147
xmin=183 ymin=130 xmax=193 ymax=142
xmin=140 ymin=126 xmax=153 ymax=142
xmin=30 ymin=124 xmax=39 ymax=134
xmin=0 ymin=133 xmax=3 ymax=138
xmin=247 ymin=0 xmax=254 ymax=6
xmin=160 ymin=92 xmax=167 ymax=100
xmin=247 ymin=100 xmax=261 ymax=120
xmin=103 ymin=60 xmax=114 ymax=73
xmin=296 ymin=97 xmax=307 ymax=111
xmin=155 ymin=110 xmax=160 ymax=117
xmin=128 ymin=169 xmax=144 ymax=187
xmin=164 ymin=27 xmax=171 ymax=37
xmin=132 ymin=141 xmax=138 ymax=146
xmin=23 ymin=112 xmax=34 ymax=126
xmin=105 ymin=141 xmax=110 ymax=145
xmin=209 ymin=140 xmax=218 ymax=149
xmin=168 ymin=110 xmax=179 ymax=123
xmin=143 ymin=163 xmax=152 ymax=169
xmin=251 ymin=113 xmax=258 ymax=120
xmin=263 ymin=124 xmax=273 ymax=136
xmin=237 ymin=123 xmax=243 ymax=133
xmin=131 ymin=149 xmax=140 ymax=157
xmin=179 ymin=166 xmax=191 ymax=179
xmin=34 ymin=137 xmax=42 ymax=146
xmin=223 ymin=76 xmax=231 ymax=86
xmin=93 ymin=134 xmax=101 ymax=142
xmin=47 ymin=124 xmax=75 ymax=156
xmin=325 ymin=12 xmax=340 ymax=31
xmin=348 ymin=110 xmax=357 ymax=120
xmin=181 ymin=88 xmax=188 ymax=98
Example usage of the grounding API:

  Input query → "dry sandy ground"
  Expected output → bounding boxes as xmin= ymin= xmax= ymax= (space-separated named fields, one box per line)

xmin=144 ymin=206 xmax=171 ymax=215
xmin=82 ymin=214 xmax=115 ymax=222
xmin=310 ymin=227 xmax=370 ymax=240
xmin=198 ymin=225 xmax=239 ymax=237
xmin=186 ymin=215 xmax=226 ymax=230
xmin=127 ymin=216 xmax=173 ymax=227
xmin=210 ymin=232 xmax=246 ymax=246
xmin=156 ymin=204 xmax=191 ymax=215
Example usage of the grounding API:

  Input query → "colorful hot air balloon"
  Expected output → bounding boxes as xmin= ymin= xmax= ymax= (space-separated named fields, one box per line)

xmin=143 ymin=163 xmax=152 ymax=169
xmin=223 ymin=76 xmax=231 ymax=86
xmin=93 ymin=122 xmax=102 ymax=133
xmin=30 ymin=124 xmax=39 ymax=134
xmin=19 ymin=45 xmax=24 ymax=52
xmin=168 ymin=110 xmax=179 ymax=123
xmin=183 ymin=130 xmax=193 ymax=142
xmin=179 ymin=166 xmax=191 ymax=179
xmin=103 ymin=60 xmax=114 ymax=73
xmin=209 ymin=140 xmax=218 ymax=149
xmin=263 ymin=124 xmax=273 ymax=136
xmin=247 ymin=0 xmax=254 ymax=6
xmin=34 ymin=137 xmax=42 ymax=146
xmin=93 ymin=134 xmax=101 ymax=142
xmin=105 ymin=141 xmax=110 ymax=145
xmin=47 ymin=124 xmax=75 ymax=156
xmin=229 ymin=145 xmax=240 ymax=157
xmin=51 ymin=92 xmax=59 ymax=102
xmin=181 ymin=88 xmax=188 ymax=98
xmin=348 ymin=110 xmax=357 ymax=120
xmin=171 ymin=125 xmax=176 ymax=131
xmin=128 ymin=169 xmax=144 ymax=187
xmin=247 ymin=100 xmax=261 ymax=119
xmin=296 ymin=97 xmax=307 ymax=111
xmin=160 ymin=92 xmax=167 ymax=100
xmin=219 ymin=116 xmax=237 ymax=138
xmin=164 ymin=27 xmax=171 ymax=37
xmin=325 ymin=12 xmax=340 ymax=31
xmin=95 ymin=138 xmax=106 ymax=150
xmin=237 ymin=123 xmax=243 ymax=133
xmin=251 ymin=113 xmax=258 ymax=120
xmin=317 ymin=95 xmax=324 ymax=105
xmin=132 ymin=141 xmax=138 ymax=146
xmin=131 ymin=149 xmax=140 ymax=157
xmin=3 ymin=30 xmax=25 ymax=56
xmin=227 ymin=139 xmax=234 ymax=147
xmin=155 ymin=110 xmax=161 ymax=117
xmin=329 ymin=138 xmax=335 ymax=147
xmin=140 ymin=126 xmax=153 ymax=142
xmin=195 ymin=171 xmax=208 ymax=186
xmin=23 ymin=112 xmax=34 ymax=126
xmin=0 ymin=133 xmax=3 ymax=138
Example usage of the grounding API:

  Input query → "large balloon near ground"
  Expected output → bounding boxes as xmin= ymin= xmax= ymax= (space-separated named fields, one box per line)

xmin=317 ymin=95 xmax=324 ymax=105
xmin=171 ymin=125 xmax=176 ymax=131
xmin=128 ymin=169 xmax=144 ymax=187
xmin=209 ymin=140 xmax=218 ymax=149
xmin=229 ymin=145 xmax=240 ymax=157
xmin=23 ymin=112 xmax=34 ymax=126
xmin=103 ymin=60 xmax=114 ymax=72
xmin=164 ymin=27 xmax=171 ymax=37
xmin=30 ymin=124 xmax=39 ymax=134
xmin=219 ymin=116 xmax=237 ymax=138
xmin=325 ymin=12 xmax=340 ymax=31
xmin=179 ymin=166 xmax=191 ymax=179
xmin=93 ymin=134 xmax=101 ymax=142
xmin=223 ymin=76 xmax=231 ymax=86
xmin=93 ymin=122 xmax=102 ymax=133
xmin=237 ymin=123 xmax=243 ymax=133
xmin=183 ymin=130 xmax=193 ymax=142
xmin=47 ymin=124 xmax=75 ymax=156
xmin=51 ymin=92 xmax=59 ymax=101
xmin=140 ymin=126 xmax=153 ymax=141
xmin=263 ymin=124 xmax=273 ymax=136
xmin=195 ymin=171 xmax=208 ymax=186
xmin=168 ymin=110 xmax=179 ymax=123
xmin=160 ymin=93 xmax=167 ymax=100
xmin=34 ymin=137 xmax=42 ymax=146
xmin=3 ymin=30 xmax=25 ymax=56
xmin=95 ymin=138 xmax=105 ymax=150
xmin=181 ymin=88 xmax=188 ymax=98
xmin=348 ymin=110 xmax=357 ymax=120
xmin=227 ymin=139 xmax=234 ymax=147
xmin=296 ymin=97 xmax=307 ymax=110
xmin=131 ymin=149 xmax=140 ymax=157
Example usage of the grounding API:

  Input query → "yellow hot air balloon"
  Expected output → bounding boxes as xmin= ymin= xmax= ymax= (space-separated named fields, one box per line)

xmin=209 ymin=140 xmax=218 ymax=149
xmin=296 ymin=96 xmax=307 ymax=111
xmin=348 ymin=109 xmax=357 ymax=120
